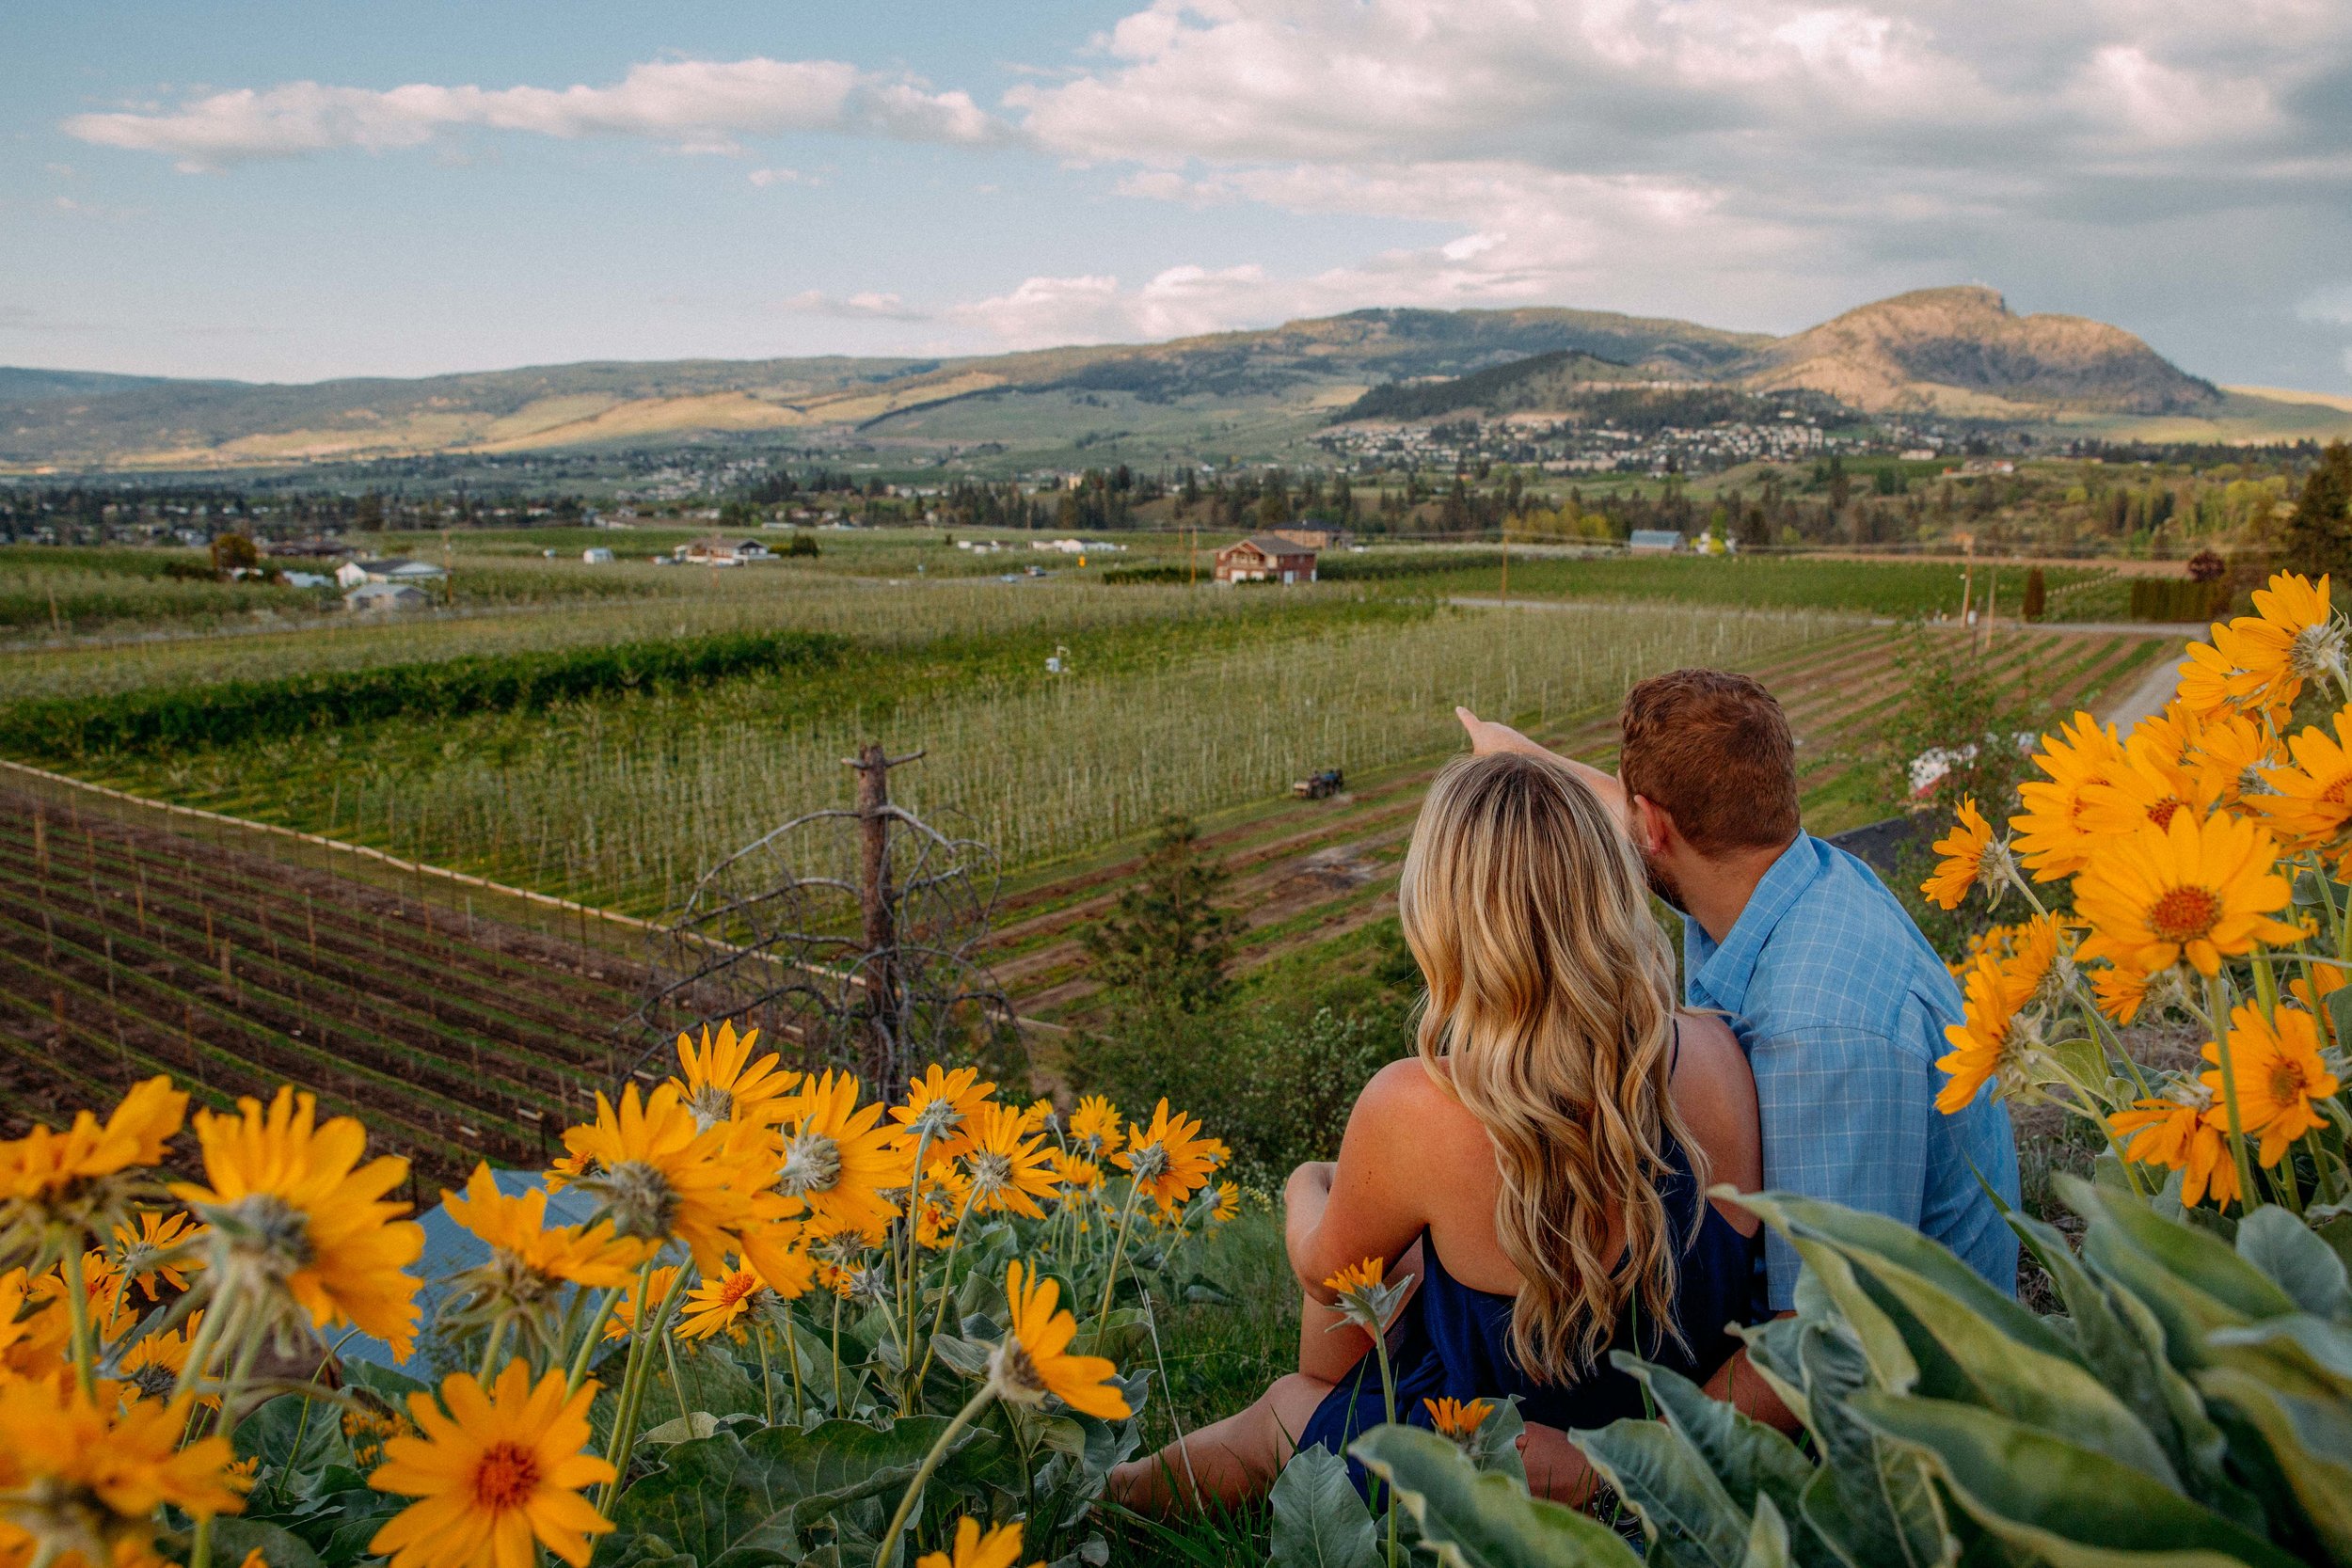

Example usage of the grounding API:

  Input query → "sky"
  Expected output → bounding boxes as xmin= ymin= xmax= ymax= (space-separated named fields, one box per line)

xmin=7 ymin=0 xmax=2352 ymax=390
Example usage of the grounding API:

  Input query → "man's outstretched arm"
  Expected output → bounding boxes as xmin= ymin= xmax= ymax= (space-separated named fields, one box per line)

xmin=1454 ymin=706 xmax=1628 ymax=814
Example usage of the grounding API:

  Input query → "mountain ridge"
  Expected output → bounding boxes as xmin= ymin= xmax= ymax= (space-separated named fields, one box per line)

xmin=0 ymin=287 xmax=2290 ymax=471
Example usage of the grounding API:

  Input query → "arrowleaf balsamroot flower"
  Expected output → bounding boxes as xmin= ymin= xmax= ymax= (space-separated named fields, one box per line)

xmin=2074 ymin=809 xmax=2302 ymax=977
xmin=2110 ymin=1083 xmax=2241 ymax=1210
xmin=368 ymin=1359 xmax=614 ymax=1568
xmin=1114 ymin=1101 xmax=1222 ymax=1213
xmin=1423 ymin=1396 xmax=1495 ymax=1442
xmin=988 ymin=1260 xmax=1129 ymax=1419
xmin=1920 ymin=796 xmax=1999 ymax=911
xmin=888 ymin=1066 xmax=996 ymax=1164
xmin=171 ymin=1086 xmax=422 ymax=1357
xmin=559 ymin=1084 xmax=760 ymax=1270
xmin=771 ymin=1071 xmax=907 ymax=1245
xmin=0 ymin=1369 xmax=246 ymax=1568
xmin=960 ymin=1102 xmax=1059 ymax=1221
xmin=675 ymin=1252 xmax=807 ymax=1341
xmin=2254 ymin=706 xmax=2352 ymax=864
xmin=916 ymin=1517 xmax=1040 ymax=1568
xmin=0 ymin=1077 xmax=186 ymax=1269
xmin=670 ymin=1022 xmax=798 ymax=1132
xmin=445 ymin=1164 xmax=652 ymax=1292
xmin=1323 ymin=1257 xmax=1411 ymax=1336
xmin=2010 ymin=712 xmax=2128 ymax=881
xmin=1068 ymin=1096 xmax=1124 ymax=1158
xmin=108 ymin=1210 xmax=201 ymax=1303
xmin=2201 ymin=1004 xmax=2342 ymax=1167
xmin=2211 ymin=571 xmax=2344 ymax=717
xmin=1935 ymin=954 xmax=2035 ymax=1114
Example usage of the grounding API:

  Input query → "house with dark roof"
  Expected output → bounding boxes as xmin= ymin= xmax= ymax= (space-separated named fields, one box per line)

xmin=1214 ymin=533 xmax=1319 ymax=585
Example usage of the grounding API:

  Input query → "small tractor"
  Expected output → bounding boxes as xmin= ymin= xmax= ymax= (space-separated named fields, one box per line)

xmin=1293 ymin=768 xmax=1344 ymax=800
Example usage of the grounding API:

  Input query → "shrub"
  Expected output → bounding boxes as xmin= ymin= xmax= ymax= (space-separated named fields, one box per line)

xmin=2130 ymin=575 xmax=2231 ymax=622
xmin=0 ymin=626 xmax=847 ymax=757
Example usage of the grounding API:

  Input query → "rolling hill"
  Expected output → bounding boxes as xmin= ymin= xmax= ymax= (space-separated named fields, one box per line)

xmin=0 ymin=286 xmax=2334 ymax=472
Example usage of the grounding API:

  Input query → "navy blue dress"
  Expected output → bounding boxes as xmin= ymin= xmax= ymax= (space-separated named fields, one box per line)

xmin=1297 ymin=1125 xmax=1760 ymax=1475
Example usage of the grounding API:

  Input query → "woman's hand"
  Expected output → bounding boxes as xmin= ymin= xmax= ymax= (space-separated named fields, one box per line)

xmin=1517 ymin=1421 xmax=1597 ymax=1506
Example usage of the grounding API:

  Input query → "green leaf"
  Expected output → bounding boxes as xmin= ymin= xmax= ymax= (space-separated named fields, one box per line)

xmin=2206 ymin=1313 xmax=2352 ymax=1393
xmin=233 ymin=1392 xmax=345 ymax=1501
xmin=1849 ymin=1391 xmax=2304 ymax=1568
xmin=1738 ymin=1193 xmax=2076 ymax=1364
xmin=1464 ymin=1396 xmax=1529 ymax=1485
xmin=1570 ymin=1416 xmax=1749 ymax=1568
xmin=2195 ymin=1367 xmax=2352 ymax=1561
xmin=1266 ymin=1445 xmax=1379 ymax=1568
xmin=1351 ymin=1424 xmax=1643 ymax=1568
xmin=1609 ymin=1354 xmax=1829 ymax=1568
xmin=2067 ymin=1177 xmax=2296 ymax=1368
xmin=601 ymin=1417 xmax=971 ymax=1566
xmin=208 ymin=1519 xmax=326 ymax=1568
xmin=1792 ymin=1325 xmax=1953 ymax=1568
xmin=2234 ymin=1206 xmax=2352 ymax=1321
xmin=1740 ymin=1497 xmax=1793 ymax=1568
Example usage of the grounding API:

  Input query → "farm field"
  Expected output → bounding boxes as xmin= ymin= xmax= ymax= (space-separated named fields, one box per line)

xmin=37 ymin=597 xmax=1851 ymax=910
xmin=983 ymin=620 xmax=2168 ymax=1027
xmin=0 ymin=781 xmax=632 ymax=1190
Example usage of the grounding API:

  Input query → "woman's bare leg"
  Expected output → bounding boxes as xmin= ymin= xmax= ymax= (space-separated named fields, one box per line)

xmin=1107 ymin=1372 xmax=1331 ymax=1516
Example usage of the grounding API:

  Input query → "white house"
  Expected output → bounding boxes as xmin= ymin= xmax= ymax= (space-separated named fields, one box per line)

xmin=336 ymin=558 xmax=447 ymax=588
xmin=343 ymin=582 xmax=433 ymax=612
xmin=1628 ymin=530 xmax=1683 ymax=554
xmin=676 ymin=537 xmax=771 ymax=566
xmin=581 ymin=547 xmax=613 ymax=564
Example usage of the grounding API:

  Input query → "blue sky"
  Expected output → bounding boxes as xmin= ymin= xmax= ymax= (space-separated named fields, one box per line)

xmin=8 ymin=1 xmax=2352 ymax=388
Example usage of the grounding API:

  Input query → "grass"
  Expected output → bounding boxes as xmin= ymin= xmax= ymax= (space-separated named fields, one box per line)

xmin=1375 ymin=553 xmax=2126 ymax=620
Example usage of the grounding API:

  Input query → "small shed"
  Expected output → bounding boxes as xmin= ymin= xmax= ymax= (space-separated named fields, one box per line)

xmin=1215 ymin=533 xmax=1319 ymax=585
xmin=581 ymin=547 xmax=613 ymax=564
xmin=1628 ymin=530 xmax=1683 ymax=554
xmin=337 ymin=558 xmax=446 ymax=588
xmin=344 ymin=582 xmax=432 ymax=612
xmin=677 ymin=537 xmax=770 ymax=566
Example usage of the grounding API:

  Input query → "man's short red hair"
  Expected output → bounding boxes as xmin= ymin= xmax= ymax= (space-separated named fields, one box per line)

xmin=1619 ymin=669 xmax=1799 ymax=855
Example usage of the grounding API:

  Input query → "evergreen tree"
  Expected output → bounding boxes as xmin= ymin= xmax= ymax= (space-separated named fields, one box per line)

xmin=1081 ymin=815 xmax=1238 ymax=1016
xmin=2281 ymin=441 xmax=2352 ymax=580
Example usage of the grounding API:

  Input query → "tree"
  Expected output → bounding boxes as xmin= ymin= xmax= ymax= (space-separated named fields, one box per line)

xmin=2280 ymin=440 xmax=2352 ymax=580
xmin=1080 ymin=814 xmax=1239 ymax=1016
xmin=209 ymin=532 xmax=259 ymax=576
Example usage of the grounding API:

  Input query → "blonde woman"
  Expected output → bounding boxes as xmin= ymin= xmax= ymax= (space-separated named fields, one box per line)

xmin=1110 ymin=751 xmax=1762 ymax=1511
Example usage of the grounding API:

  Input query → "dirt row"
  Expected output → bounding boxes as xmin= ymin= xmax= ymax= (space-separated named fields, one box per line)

xmin=0 ymin=786 xmax=644 ymax=1192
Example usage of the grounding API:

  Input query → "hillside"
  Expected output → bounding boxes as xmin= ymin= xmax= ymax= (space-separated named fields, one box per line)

xmin=1736 ymin=285 xmax=2220 ymax=417
xmin=0 ymin=286 xmax=2302 ymax=471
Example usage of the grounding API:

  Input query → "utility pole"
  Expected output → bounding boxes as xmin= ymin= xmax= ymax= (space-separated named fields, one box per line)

xmin=1499 ymin=523 xmax=1510 ymax=610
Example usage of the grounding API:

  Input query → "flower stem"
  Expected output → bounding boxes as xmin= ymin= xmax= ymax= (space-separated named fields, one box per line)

xmin=1371 ymin=1330 xmax=1400 ymax=1568
xmin=757 ymin=1323 xmax=775 ymax=1427
xmin=898 ymin=1127 xmax=934 ymax=1412
xmin=832 ymin=1291 xmax=844 ymax=1411
xmin=566 ymin=1287 xmax=624 ymax=1398
xmin=2207 ymin=974 xmax=2262 ymax=1212
xmin=873 ymin=1385 xmax=993 ymax=1568
xmin=477 ymin=1316 xmax=511 ymax=1385
xmin=604 ymin=1263 xmax=692 ymax=1503
xmin=912 ymin=1189 xmax=981 ymax=1394
xmin=59 ymin=1242 xmax=97 ymax=1400
xmin=1093 ymin=1180 xmax=1145 ymax=1345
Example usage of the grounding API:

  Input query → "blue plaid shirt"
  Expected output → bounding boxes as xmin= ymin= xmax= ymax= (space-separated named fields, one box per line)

xmin=1684 ymin=833 xmax=2020 ymax=1309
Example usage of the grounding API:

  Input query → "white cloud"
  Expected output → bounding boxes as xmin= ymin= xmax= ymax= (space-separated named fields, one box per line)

xmin=747 ymin=166 xmax=809 ymax=187
xmin=781 ymin=290 xmax=930 ymax=322
xmin=64 ymin=56 xmax=1006 ymax=171
xmin=2302 ymin=285 xmax=2352 ymax=327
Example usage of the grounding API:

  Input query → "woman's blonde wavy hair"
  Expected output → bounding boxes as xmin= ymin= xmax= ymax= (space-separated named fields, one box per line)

xmin=1399 ymin=750 xmax=1701 ymax=1381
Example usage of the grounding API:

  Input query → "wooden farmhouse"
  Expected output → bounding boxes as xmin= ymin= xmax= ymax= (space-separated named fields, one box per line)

xmin=1214 ymin=533 xmax=1319 ymax=585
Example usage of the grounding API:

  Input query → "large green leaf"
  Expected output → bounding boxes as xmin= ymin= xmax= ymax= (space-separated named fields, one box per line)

xmin=1572 ymin=1416 xmax=1749 ymax=1568
xmin=1266 ymin=1446 xmax=1380 ymax=1568
xmin=1609 ymin=1354 xmax=1829 ymax=1568
xmin=1351 ymin=1425 xmax=1643 ymax=1568
xmin=1849 ymin=1392 xmax=2303 ymax=1568
xmin=2195 ymin=1367 xmax=2352 ymax=1561
xmin=2206 ymin=1313 xmax=2352 ymax=1394
xmin=1739 ymin=1194 xmax=2074 ymax=1364
xmin=2006 ymin=1208 xmax=2241 ymax=1518
xmin=1792 ymin=1325 xmax=1953 ymax=1568
xmin=233 ymin=1392 xmax=347 ymax=1504
xmin=2067 ymin=1178 xmax=2296 ymax=1367
xmin=1740 ymin=1497 xmax=1792 ymax=1568
xmin=600 ymin=1417 xmax=969 ymax=1567
xmin=2233 ymin=1207 xmax=2352 ymax=1322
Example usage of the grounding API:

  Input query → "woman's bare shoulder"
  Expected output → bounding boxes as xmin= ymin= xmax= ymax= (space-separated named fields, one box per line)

xmin=1667 ymin=1010 xmax=1762 ymax=1189
xmin=1351 ymin=1056 xmax=1479 ymax=1142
